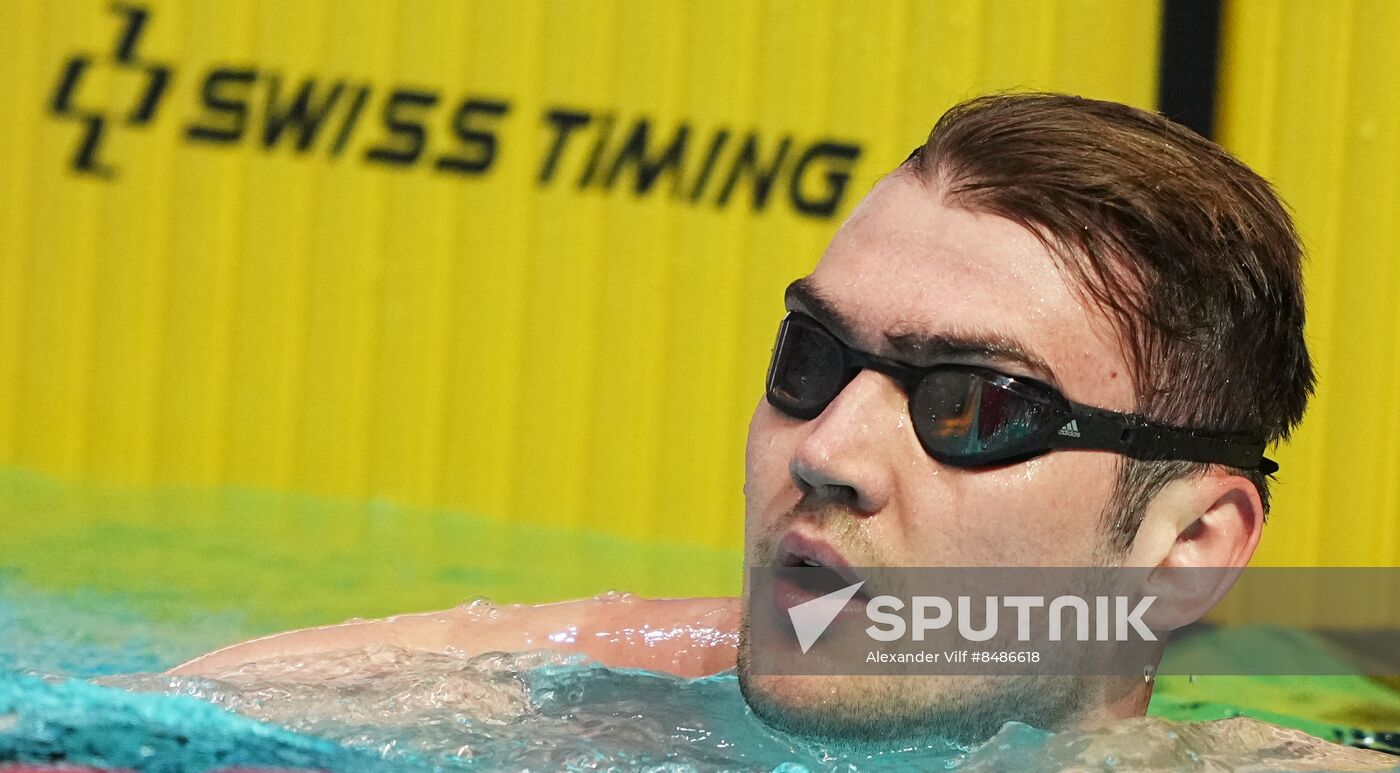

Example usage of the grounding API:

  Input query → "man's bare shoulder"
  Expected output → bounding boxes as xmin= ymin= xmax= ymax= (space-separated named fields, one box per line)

xmin=1009 ymin=715 xmax=1399 ymax=771
xmin=169 ymin=594 xmax=739 ymax=679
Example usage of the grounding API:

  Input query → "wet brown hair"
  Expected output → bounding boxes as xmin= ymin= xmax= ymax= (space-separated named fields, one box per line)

xmin=902 ymin=92 xmax=1314 ymax=548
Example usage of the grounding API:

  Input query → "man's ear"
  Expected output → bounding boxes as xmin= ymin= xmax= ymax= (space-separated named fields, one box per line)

xmin=1124 ymin=471 xmax=1264 ymax=570
xmin=1122 ymin=471 xmax=1264 ymax=631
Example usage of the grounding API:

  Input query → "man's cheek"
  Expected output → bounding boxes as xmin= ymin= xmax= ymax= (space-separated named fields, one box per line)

xmin=744 ymin=407 xmax=796 ymax=546
xmin=744 ymin=408 xmax=800 ymax=494
xmin=979 ymin=456 xmax=1118 ymax=563
xmin=1035 ymin=454 xmax=1118 ymax=524
xmin=743 ymin=401 xmax=776 ymax=480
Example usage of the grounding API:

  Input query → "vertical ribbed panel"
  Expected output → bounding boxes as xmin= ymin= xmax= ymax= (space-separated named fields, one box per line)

xmin=222 ymin=2 xmax=320 ymax=490
xmin=155 ymin=2 xmax=249 ymax=487
xmin=85 ymin=2 xmax=183 ymax=487
xmin=0 ymin=0 xmax=1161 ymax=550
xmin=15 ymin=2 xmax=104 ymax=480
xmin=1219 ymin=0 xmax=1400 ymax=567
xmin=296 ymin=0 xmax=392 ymax=500
xmin=0 ymin=0 xmax=43 ymax=467
xmin=439 ymin=0 xmax=540 ymax=522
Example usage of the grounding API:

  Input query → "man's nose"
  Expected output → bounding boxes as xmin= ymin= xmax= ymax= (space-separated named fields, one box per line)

xmin=788 ymin=369 xmax=901 ymax=515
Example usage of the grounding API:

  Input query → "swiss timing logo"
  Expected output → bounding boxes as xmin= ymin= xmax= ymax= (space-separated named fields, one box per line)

xmin=48 ymin=3 xmax=173 ymax=178
xmin=40 ymin=4 xmax=862 ymax=218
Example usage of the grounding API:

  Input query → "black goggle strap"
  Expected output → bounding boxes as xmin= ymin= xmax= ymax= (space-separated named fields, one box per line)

xmin=1047 ymin=407 xmax=1278 ymax=475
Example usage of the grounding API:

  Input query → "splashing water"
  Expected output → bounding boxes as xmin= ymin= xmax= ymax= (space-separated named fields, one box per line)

xmin=0 ymin=644 xmax=1386 ymax=772
xmin=92 ymin=647 xmax=968 ymax=770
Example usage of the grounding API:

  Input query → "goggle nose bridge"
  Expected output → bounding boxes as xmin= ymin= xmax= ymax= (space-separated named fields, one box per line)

xmin=834 ymin=344 xmax=931 ymax=397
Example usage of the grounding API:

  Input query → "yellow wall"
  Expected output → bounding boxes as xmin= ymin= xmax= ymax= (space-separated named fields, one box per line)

xmin=1218 ymin=0 xmax=1400 ymax=567
xmin=0 ymin=0 xmax=1161 ymax=550
xmin=4 ymin=1 xmax=1398 ymax=568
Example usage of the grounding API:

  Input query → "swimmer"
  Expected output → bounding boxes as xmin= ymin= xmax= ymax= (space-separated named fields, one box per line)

xmin=173 ymin=93 xmax=1394 ymax=765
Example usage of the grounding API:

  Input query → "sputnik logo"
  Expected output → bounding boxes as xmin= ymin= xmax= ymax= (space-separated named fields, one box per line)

xmin=787 ymin=581 xmax=865 ymax=654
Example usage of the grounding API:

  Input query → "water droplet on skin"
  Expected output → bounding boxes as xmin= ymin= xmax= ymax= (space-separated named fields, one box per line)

xmin=547 ymin=626 xmax=579 ymax=645
xmin=593 ymin=590 xmax=638 ymax=604
xmin=455 ymin=598 xmax=503 ymax=621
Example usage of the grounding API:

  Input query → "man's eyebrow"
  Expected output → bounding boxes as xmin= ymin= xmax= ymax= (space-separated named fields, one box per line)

xmin=784 ymin=278 xmax=862 ymax=344
xmin=884 ymin=327 xmax=1061 ymax=387
xmin=784 ymin=277 xmax=1060 ymax=386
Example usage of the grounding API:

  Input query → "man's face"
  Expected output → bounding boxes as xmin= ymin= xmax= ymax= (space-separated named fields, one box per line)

xmin=737 ymin=172 xmax=1140 ymax=742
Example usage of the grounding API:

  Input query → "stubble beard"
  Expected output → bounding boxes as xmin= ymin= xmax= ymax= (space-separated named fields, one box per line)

xmin=736 ymin=612 xmax=1098 ymax=747
xmin=737 ymin=504 xmax=1121 ymax=747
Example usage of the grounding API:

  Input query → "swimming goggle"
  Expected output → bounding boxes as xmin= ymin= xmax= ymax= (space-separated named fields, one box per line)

xmin=765 ymin=312 xmax=1278 ymax=474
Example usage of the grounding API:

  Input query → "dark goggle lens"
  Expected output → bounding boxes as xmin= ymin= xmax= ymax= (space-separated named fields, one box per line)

xmin=767 ymin=314 xmax=1057 ymax=464
xmin=911 ymin=370 xmax=1053 ymax=462
xmin=766 ymin=317 xmax=848 ymax=419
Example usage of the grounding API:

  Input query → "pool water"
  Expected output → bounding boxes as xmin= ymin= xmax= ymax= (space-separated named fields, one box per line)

xmin=5 ymin=633 xmax=1398 ymax=772
xmin=3 ymin=468 xmax=1399 ymax=770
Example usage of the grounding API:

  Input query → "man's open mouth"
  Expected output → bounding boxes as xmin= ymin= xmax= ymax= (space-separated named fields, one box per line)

xmin=769 ymin=534 xmax=871 ymax=613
